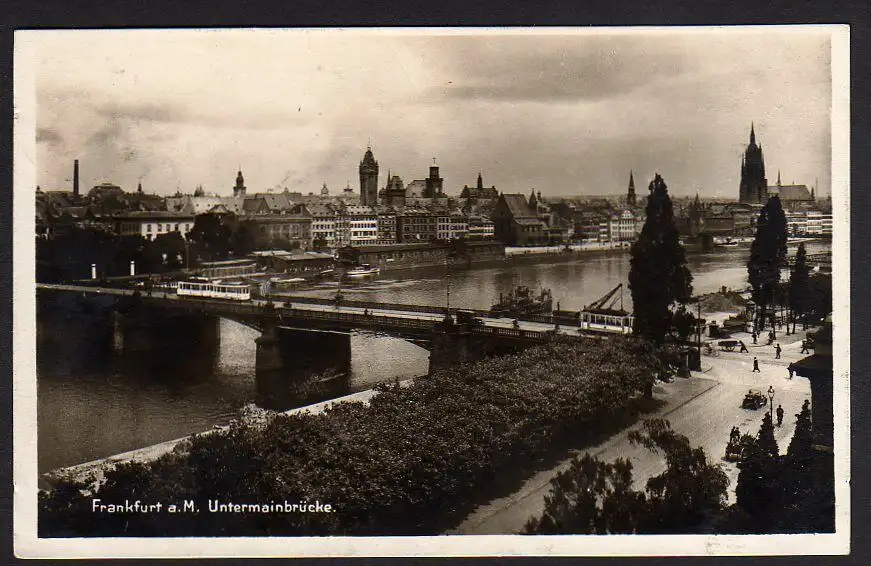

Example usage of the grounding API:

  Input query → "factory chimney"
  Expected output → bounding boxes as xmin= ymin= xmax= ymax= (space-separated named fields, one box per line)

xmin=73 ymin=160 xmax=80 ymax=200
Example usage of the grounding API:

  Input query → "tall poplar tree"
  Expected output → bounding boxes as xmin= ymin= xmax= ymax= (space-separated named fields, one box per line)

xmin=629 ymin=174 xmax=693 ymax=347
xmin=789 ymin=242 xmax=811 ymax=332
xmin=747 ymin=195 xmax=788 ymax=330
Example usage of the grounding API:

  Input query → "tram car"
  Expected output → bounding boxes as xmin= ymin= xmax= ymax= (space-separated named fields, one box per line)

xmin=176 ymin=277 xmax=251 ymax=301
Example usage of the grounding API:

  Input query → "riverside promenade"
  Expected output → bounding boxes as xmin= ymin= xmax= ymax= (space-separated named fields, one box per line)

xmin=449 ymin=321 xmax=815 ymax=535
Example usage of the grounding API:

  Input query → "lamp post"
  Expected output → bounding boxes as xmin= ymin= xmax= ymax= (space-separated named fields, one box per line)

xmin=444 ymin=257 xmax=452 ymax=312
xmin=767 ymin=385 xmax=775 ymax=418
xmin=696 ymin=299 xmax=702 ymax=358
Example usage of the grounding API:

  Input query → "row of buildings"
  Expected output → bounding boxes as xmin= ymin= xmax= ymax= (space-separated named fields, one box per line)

xmin=37 ymin=131 xmax=831 ymax=250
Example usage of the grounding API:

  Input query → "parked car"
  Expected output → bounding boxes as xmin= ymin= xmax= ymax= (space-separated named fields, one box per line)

xmin=741 ymin=389 xmax=768 ymax=410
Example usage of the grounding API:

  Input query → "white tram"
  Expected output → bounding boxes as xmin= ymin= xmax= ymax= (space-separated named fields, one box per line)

xmin=176 ymin=277 xmax=251 ymax=301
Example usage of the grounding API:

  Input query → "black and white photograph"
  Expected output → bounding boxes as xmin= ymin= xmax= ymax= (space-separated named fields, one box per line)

xmin=13 ymin=26 xmax=850 ymax=557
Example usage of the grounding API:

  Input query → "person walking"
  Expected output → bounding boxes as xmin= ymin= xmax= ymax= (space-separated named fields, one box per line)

xmin=800 ymin=339 xmax=810 ymax=354
xmin=775 ymin=343 xmax=782 ymax=359
xmin=788 ymin=364 xmax=795 ymax=379
xmin=776 ymin=404 xmax=784 ymax=427
xmin=752 ymin=357 xmax=761 ymax=372
xmin=752 ymin=331 xmax=758 ymax=345
xmin=739 ymin=340 xmax=748 ymax=353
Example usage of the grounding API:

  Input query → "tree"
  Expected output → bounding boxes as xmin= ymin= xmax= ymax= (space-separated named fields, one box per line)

xmin=747 ymin=196 xmax=787 ymax=331
xmin=787 ymin=400 xmax=813 ymax=461
xmin=628 ymin=419 xmax=728 ymax=533
xmin=153 ymin=232 xmax=188 ymax=270
xmin=230 ymin=220 xmax=269 ymax=256
xmin=670 ymin=306 xmax=697 ymax=342
xmin=188 ymin=213 xmax=233 ymax=261
xmin=735 ymin=412 xmax=780 ymax=521
xmin=525 ymin=419 xmax=726 ymax=535
xmin=789 ymin=243 xmax=811 ymax=332
xmin=629 ymin=174 xmax=693 ymax=396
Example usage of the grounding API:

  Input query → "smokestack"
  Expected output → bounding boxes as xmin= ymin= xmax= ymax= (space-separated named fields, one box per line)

xmin=73 ymin=160 xmax=80 ymax=199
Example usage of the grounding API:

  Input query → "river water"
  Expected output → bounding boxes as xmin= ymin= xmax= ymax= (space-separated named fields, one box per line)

xmin=36 ymin=241 xmax=830 ymax=473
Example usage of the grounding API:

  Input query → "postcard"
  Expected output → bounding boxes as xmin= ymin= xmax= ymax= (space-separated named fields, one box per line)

xmin=14 ymin=26 xmax=850 ymax=557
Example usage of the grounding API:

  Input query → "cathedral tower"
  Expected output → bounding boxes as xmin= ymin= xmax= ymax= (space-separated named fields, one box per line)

xmin=627 ymin=170 xmax=636 ymax=206
xmin=739 ymin=123 xmax=768 ymax=204
xmin=359 ymin=146 xmax=379 ymax=206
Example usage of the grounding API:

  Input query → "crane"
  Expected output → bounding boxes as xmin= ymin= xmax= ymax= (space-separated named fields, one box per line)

xmin=584 ymin=283 xmax=627 ymax=315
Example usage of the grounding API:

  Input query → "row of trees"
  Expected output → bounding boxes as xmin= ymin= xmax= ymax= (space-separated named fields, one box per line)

xmin=725 ymin=401 xmax=833 ymax=532
xmin=747 ymin=195 xmax=831 ymax=331
xmin=629 ymin=177 xmax=830 ymax=354
xmin=40 ymin=336 xmax=668 ymax=536
xmin=36 ymin=214 xmax=304 ymax=282
xmin=37 ymin=228 xmax=189 ymax=282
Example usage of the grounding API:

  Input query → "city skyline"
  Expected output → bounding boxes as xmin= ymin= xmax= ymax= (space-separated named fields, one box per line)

xmin=33 ymin=28 xmax=832 ymax=198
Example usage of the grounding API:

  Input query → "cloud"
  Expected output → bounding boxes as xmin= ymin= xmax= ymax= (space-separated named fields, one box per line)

xmin=36 ymin=127 xmax=62 ymax=145
xmin=416 ymin=35 xmax=696 ymax=104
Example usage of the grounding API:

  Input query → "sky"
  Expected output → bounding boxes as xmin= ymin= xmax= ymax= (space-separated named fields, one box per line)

xmin=31 ymin=28 xmax=834 ymax=199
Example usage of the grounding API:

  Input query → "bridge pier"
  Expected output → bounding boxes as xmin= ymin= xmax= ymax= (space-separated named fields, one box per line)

xmin=428 ymin=324 xmax=527 ymax=373
xmin=255 ymin=325 xmax=352 ymax=410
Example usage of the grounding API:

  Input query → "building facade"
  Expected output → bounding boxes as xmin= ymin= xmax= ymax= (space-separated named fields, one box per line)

xmin=252 ymin=214 xmax=312 ymax=249
xmin=114 ymin=211 xmax=195 ymax=241
xmin=396 ymin=207 xmax=438 ymax=243
xmin=345 ymin=205 xmax=379 ymax=246
xmin=490 ymin=193 xmax=547 ymax=246
xmin=467 ymin=215 xmax=495 ymax=240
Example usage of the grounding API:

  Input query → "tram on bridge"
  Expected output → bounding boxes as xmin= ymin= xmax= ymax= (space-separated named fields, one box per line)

xmin=176 ymin=277 xmax=251 ymax=301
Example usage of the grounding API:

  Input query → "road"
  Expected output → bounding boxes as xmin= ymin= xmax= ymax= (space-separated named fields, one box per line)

xmin=450 ymin=324 xmax=814 ymax=534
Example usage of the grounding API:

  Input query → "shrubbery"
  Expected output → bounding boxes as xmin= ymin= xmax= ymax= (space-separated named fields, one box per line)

xmin=524 ymin=419 xmax=728 ymax=534
xmin=39 ymin=336 xmax=665 ymax=537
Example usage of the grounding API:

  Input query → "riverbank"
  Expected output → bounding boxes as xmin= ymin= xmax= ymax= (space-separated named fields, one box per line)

xmin=40 ymin=378 xmax=416 ymax=490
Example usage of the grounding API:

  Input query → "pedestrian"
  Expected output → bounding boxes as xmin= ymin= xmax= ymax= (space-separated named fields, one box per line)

xmin=739 ymin=340 xmax=748 ymax=353
xmin=776 ymin=404 xmax=784 ymax=427
xmin=771 ymin=328 xmax=777 ymax=341
xmin=775 ymin=343 xmax=782 ymax=359
xmin=752 ymin=357 xmax=760 ymax=372
xmin=788 ymin=364 xmax=795 ymax=379
xmin=752 ymin=331 xmax=757 ymax=345
xmin=800 ymin=339 xmax=810 ymax=354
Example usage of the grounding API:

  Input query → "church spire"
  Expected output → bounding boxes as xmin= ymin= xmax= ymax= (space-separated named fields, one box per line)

xmin=777 ymin=170 xmax=781 ymax=186
xmin=477 ymin=171 xmax=483 ymax=190
xmin=750 ymin=122 xmax=756 ymax=146
xmin=528 ymin=188 xmax=538 ymax=210
xmin=626 ymin=170 xmax=637 ymax=206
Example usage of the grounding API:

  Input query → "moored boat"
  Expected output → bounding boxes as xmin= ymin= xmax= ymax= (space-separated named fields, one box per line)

xmin=345 ymin=264 xmax=380 ymax=278
xmin=490 ymin=285 xmax=553 ymax=317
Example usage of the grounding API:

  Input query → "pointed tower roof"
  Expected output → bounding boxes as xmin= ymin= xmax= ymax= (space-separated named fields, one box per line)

xmin=528 ymin=188 xmax=538 ymax=209
xmin=750 ymin=122 xmax=756 ymax=146
xmin=777 ymin=170 xmax=781 ymax=185
xmin=361 ymin=145 xmax=377 ymax=167
xmin=477 ymin=171 xmax=483 ymax=190
xmin=628 ymin=170 xmax=635 ymax=191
